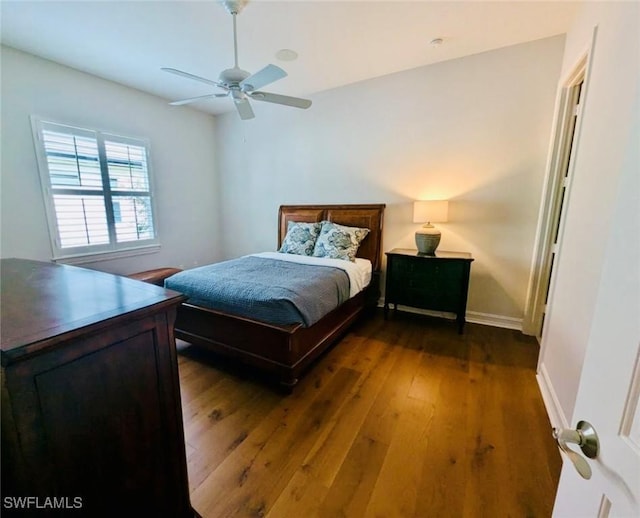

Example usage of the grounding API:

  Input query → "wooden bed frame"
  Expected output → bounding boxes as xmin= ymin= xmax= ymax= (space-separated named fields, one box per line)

xmin=173 ymin=204 xmax=385 ymax=390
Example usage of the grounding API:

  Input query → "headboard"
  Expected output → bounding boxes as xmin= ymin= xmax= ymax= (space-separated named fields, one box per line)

xmin=278 ymin=204 xmax=386 ymax=271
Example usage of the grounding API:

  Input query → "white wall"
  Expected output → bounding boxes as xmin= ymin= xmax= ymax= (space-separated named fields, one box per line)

xmin=1 ymin=45 xmax=222 ymax=275
xmin=215 ymin=36 xmax=565 ymax=325
xmin=538 ymin=2 xmax=639 ymax=424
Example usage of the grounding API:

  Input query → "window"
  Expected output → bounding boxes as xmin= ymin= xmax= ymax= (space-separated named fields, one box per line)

xmin=32 ymin=119 xmax=159 ymax=261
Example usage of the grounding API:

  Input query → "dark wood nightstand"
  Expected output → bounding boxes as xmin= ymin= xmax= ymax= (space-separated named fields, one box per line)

xmin=384 ymin=248 xmax=474 ymax=333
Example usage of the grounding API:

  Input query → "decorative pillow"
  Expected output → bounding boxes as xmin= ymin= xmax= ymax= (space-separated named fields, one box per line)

xmin=278 ymin=221 xmax=322 ymax=256
xmin=312 ymin=221 xmax=370 ymax=262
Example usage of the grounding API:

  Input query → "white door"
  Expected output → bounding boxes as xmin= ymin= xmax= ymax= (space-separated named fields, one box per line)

xmin=551 ymin=111 xmax=639 ymax=516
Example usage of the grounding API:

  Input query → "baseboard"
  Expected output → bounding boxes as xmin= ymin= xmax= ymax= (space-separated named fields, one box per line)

xmin=465 ymin=311 xmax=522 ymax=331
xmin=375 ymin=302 xmax=523 ymax=331
xmin=536 ymin=362 xmax=568 ymax=429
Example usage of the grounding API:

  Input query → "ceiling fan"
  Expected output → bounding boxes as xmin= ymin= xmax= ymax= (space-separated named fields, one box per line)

xmin=162 ymin=0 xmax=312 ymax=120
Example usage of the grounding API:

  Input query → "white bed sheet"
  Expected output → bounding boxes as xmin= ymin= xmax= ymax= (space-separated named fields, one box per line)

xmin=250 ymin=252 xmax=372 ymax=298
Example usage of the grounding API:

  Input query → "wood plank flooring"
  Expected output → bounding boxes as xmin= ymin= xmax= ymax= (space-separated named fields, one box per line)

xmin=177 ymin=311 xmax=561 ymax=518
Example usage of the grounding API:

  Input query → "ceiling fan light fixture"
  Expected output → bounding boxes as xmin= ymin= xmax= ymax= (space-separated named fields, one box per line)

xmin=219 ymin=67 xmax=251 ymax=84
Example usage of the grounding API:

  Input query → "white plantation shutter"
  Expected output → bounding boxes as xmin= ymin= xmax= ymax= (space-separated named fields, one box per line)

xmin=103 ymin=138 xmax=156 ymax=243
xmin=52 ymin=195 xmax=110 ymax=247
xmin=33 ymin=119 xmax=159 ymax=260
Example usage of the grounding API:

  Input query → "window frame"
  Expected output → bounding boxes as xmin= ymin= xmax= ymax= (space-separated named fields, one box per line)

xmin=31 ymin=117 xmax=161 ymax=263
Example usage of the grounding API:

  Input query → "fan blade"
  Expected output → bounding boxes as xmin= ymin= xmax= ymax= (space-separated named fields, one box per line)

xmin=249 ymin=91 xmax=312 ymax=109
xmin=161 ymin=67 xmax=221 ymax=88
xmin=169 ymin=93 xmax=228 ymax=106
xmin=240 ymin=64 xmax=287 ymax=92
xmin=234 ymin=97 xmax=255 ymax=120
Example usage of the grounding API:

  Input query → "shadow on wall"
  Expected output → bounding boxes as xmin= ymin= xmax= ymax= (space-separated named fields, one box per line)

xmin=450 ymin=172 xmax=539 ymax=319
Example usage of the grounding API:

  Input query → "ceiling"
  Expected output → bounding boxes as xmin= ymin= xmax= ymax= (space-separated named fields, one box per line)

xmin=1 ymin=1 xmax=580 ymax=117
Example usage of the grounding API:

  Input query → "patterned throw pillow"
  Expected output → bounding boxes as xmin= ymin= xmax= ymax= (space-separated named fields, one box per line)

xmin=312 ymin=221 xmax=370 ymax=262
xmin=278 ymin=221 xmax=322 ymax=256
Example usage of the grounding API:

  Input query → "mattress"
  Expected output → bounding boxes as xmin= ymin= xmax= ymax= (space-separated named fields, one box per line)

xmin=165 ymin=253 xmax=372 ymax=327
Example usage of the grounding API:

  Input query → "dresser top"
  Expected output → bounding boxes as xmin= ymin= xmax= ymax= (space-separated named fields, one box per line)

xmin=1 ymin=258 xmax=185 ymax=361
xmin=385 ymin=248 xmax=474 ymax=260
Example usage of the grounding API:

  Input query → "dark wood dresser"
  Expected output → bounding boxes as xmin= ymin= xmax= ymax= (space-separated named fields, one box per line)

xmin=1 ymin=259 xmax=196 ymax=516
xmin=384 ymin=248 xmax=474 ymax=333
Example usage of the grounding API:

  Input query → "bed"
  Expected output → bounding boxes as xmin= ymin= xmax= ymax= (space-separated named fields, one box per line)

xmin=168 ymin=204 xmax=385 ymax=390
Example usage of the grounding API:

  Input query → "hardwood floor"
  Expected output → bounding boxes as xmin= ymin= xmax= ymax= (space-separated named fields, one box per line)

xmin=177 ymin=310 xmax=562 ymax=517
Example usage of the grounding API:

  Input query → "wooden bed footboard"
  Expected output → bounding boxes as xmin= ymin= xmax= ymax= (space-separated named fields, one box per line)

xmin=174 ymin=288 xmax=369 ymax=389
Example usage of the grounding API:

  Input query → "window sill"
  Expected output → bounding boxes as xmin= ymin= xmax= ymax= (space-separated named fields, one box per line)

xmin=54 ymin=244 xmax=161 ymax=266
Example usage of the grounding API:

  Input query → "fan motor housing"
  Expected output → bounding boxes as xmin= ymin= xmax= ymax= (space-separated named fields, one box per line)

xmin=219 ymin=67 xmax=251 ymax=85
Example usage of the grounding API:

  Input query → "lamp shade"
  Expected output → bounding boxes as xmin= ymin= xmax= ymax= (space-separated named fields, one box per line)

xmin=413 ymin=200 xmax=449 ymax=224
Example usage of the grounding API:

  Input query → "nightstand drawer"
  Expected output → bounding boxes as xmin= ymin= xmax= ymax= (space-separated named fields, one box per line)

xmin=394 ymin=268 xmax=439 ymax=291
xmin=411 ymin=264 xmax=463 ymax=285
xmin=391 ymin=258 xmax=464 ymax=287
xmin=400 ymin=286 xmax=461 ymax=312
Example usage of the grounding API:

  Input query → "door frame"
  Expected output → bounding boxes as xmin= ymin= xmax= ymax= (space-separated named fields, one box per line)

xmin=523 ymin=52 xmax=590 ymax=339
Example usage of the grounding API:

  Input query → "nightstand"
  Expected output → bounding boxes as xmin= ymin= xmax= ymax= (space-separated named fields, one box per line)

xmin=384 ymin=248 xmax=474 ymax=333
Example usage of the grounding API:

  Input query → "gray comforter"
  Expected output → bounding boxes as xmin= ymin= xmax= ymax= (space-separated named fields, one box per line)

xmin=164 ymin=256 xmax=350 ymax=327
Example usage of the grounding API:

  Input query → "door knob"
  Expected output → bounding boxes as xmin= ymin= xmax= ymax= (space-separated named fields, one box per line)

xmin=552 ymin=420 xmax=599 ymax=480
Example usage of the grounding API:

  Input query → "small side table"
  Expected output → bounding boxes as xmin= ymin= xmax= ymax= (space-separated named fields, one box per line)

xmin=384 ymin=248 xmax=474 ymax=333
xmin=128 ymin=267 xmax=182 ymax=286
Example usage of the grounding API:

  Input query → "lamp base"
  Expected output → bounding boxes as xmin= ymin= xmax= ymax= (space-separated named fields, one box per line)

xmin=415 ymin=227 xmax=441 ymax=255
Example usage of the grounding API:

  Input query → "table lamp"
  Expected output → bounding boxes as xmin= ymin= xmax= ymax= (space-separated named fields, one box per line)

xmin=413 ymin=200 xmax=449 ymax=255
